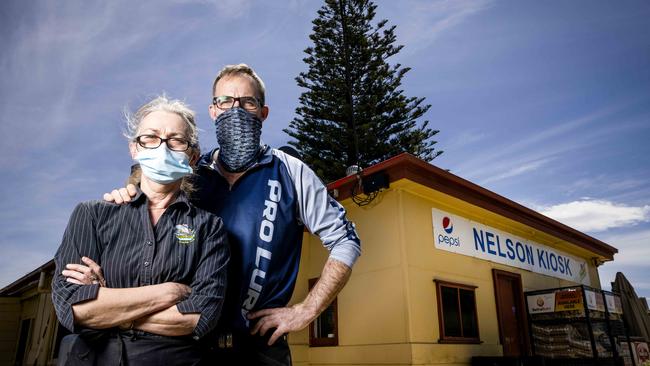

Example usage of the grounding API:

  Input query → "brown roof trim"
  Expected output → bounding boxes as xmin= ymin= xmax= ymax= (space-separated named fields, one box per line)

xmin=328 ymin=153 xmax=617 ymax=260
xmin=0 ymin=259 xmax=54 ymax=296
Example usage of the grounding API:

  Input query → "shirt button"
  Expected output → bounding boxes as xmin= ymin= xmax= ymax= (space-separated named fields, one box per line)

xmin=144 ymin=261 xmax=150 ymax=267
xmin=146 ymin=241 xmax=153 ymax=246
xmin=193 ymin=335 xmax=200 ymax=341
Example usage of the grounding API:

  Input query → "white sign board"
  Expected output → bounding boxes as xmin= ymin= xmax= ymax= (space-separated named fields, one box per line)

xmin=527 ymin=293 xmax=556 ymax=314
xmin=585 ymin=289 xmax=606 ymax=312
xmin=432 ymin=207 xmax=589 ymax=284
xmin=605 ymin=293 xmax=624 ymax=314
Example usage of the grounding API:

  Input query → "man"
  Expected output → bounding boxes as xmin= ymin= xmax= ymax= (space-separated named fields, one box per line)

xmin=105 ymin=64 xmax=361 ymax=365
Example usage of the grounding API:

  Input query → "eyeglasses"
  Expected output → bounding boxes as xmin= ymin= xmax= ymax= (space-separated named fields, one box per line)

xmin=212 ymin=95 xmax=260 ymax=112
xmin=135 ymin=135 xmax=192 ymax=152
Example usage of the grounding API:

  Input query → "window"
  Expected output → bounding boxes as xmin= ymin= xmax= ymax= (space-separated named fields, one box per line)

xmin=308 ymin=278 xmax=338 ymax=347
xmin=15 ymin=318 xmax=33 ymax=365
xmin=434 ymin=279 xmax=480 ymax=343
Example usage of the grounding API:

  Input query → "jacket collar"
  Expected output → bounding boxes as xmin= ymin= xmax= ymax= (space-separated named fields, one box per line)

xmin=197 ymin=144 xmax=273 ymax=173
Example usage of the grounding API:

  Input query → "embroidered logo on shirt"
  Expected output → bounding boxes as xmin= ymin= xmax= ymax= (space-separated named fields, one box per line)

xmin=175 ymin=224 xmax=195 ymax=245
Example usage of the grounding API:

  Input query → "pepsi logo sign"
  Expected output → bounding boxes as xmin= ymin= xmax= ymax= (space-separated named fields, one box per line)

xmin=437 ymin=216 xmax=460 ymax=247
xmin=442 ymin=217 xmax=453 ymax=234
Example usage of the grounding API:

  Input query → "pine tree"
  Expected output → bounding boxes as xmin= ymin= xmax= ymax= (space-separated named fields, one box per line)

xmin=284 ymin=0 xmax=442 ymax=183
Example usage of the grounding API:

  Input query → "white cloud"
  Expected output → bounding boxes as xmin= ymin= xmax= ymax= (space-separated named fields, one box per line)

xmin=0 ymin=1 xmax=162 ymax=168
xmin=391 ymin=0 xmax=493 ymax=57
xmin=455 ymin=100 xmax=645 ymax=183
xmin=445 ymin=130 xmax=488 ymax=150
xmin=172 ymin=0 xmax=253 ymax=19
xmin=482 ymin=157 xmax=552 ymax=184
xmin=539 ymin=199 xmax=650 ymax=232
xmin=597 ymin=229 xmax=650 ymax=296
xmin=600 ymin=229 xmax=650 ymax=267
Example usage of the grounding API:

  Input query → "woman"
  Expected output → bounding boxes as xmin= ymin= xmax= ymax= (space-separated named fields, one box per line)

xmin=52 ymin=95 xmax=229 ymax=365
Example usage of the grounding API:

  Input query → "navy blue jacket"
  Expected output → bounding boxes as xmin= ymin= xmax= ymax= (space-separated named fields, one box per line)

xmin=194 ymin=146 xmax=361 ymax=332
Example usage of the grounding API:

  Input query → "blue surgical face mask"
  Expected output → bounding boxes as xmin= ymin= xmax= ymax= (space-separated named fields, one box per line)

xmin=215 ymin=107 xmax=262 ymax=173
xmin=135 ymin=145 xmax=192 ymax=184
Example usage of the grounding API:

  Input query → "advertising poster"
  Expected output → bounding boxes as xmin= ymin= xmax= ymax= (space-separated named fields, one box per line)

xmin=620 ymin=342 xmax=634 ymax=366
xmin=633 ymin=342 xmax=650 ymax=365
xmin=527 ymin=293 xmax=556 ymax=314
xmin=607 ymin=294 xmax=624 ymax=314
xmin=595 ymin=293 xmax=605 ymax=312
xmin=555 ymin=290 xmax=584 ymax=312
xmin=585 ymin=289 xmax=605 ymax=312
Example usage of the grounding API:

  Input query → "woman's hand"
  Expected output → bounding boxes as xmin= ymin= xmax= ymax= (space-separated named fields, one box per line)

xmin=62 ymin=257 xmax=190 ymax=303
xmin=62 ymin=256 xmax=106 ymax=287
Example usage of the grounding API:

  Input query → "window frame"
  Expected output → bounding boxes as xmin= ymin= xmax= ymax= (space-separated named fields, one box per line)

xmin=434 ymin=279 xmax=481 ymax=344
xmin=14 ymin=317 xmax=34 ymax=366
xmin=308 ymin=277 xmax=339 ymax=347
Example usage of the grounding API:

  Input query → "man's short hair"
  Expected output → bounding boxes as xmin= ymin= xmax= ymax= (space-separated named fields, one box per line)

xmin=212 ymin=64 xmax=266 ymax=106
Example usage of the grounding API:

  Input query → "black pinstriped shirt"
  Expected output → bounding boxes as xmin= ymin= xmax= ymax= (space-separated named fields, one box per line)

xmin=51 ymin=189 xmax=229 ymax=339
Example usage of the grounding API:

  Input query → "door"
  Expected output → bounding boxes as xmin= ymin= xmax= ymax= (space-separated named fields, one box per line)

xmin=492 ymin=269 xmax=530 ymax=356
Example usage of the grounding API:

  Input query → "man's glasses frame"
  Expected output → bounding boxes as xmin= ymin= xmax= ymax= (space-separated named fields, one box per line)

xmin=212 ymin=95 xmax=261 ymax=112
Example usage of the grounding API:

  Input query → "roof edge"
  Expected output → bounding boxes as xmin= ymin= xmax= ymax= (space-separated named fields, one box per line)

xmin=0 ymin=259 xmax=54 ymax=296
xmin=327 ymin=153 xmax=617 ymax=260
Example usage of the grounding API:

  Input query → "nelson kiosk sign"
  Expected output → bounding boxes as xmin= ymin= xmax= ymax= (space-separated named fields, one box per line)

xmin=432 ymin=207 xmax=589 ymax=284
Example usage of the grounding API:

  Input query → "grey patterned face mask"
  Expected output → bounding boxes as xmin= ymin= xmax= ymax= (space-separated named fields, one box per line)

xmin=215 ymin=107 xmax=262 ymax=173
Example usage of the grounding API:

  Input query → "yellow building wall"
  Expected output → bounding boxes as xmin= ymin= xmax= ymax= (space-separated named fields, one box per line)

xmin=288 ymin=185 xmax=413 ymax=366
xmin=289 ymin=179 xmax=603 ymax=366
xmin=0 ymin=297 xmax=20 ymax=365
xmin=6 ymin=275 xmax=60 ymax=366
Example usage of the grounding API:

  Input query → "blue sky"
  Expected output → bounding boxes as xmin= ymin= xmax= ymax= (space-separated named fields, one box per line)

xmin=1 ymin=1 xmax=648 ymax=298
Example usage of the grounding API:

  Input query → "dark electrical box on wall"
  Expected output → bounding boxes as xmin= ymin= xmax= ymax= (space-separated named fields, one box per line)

xmin=362 ymin=172 xmax=389 ymax=194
